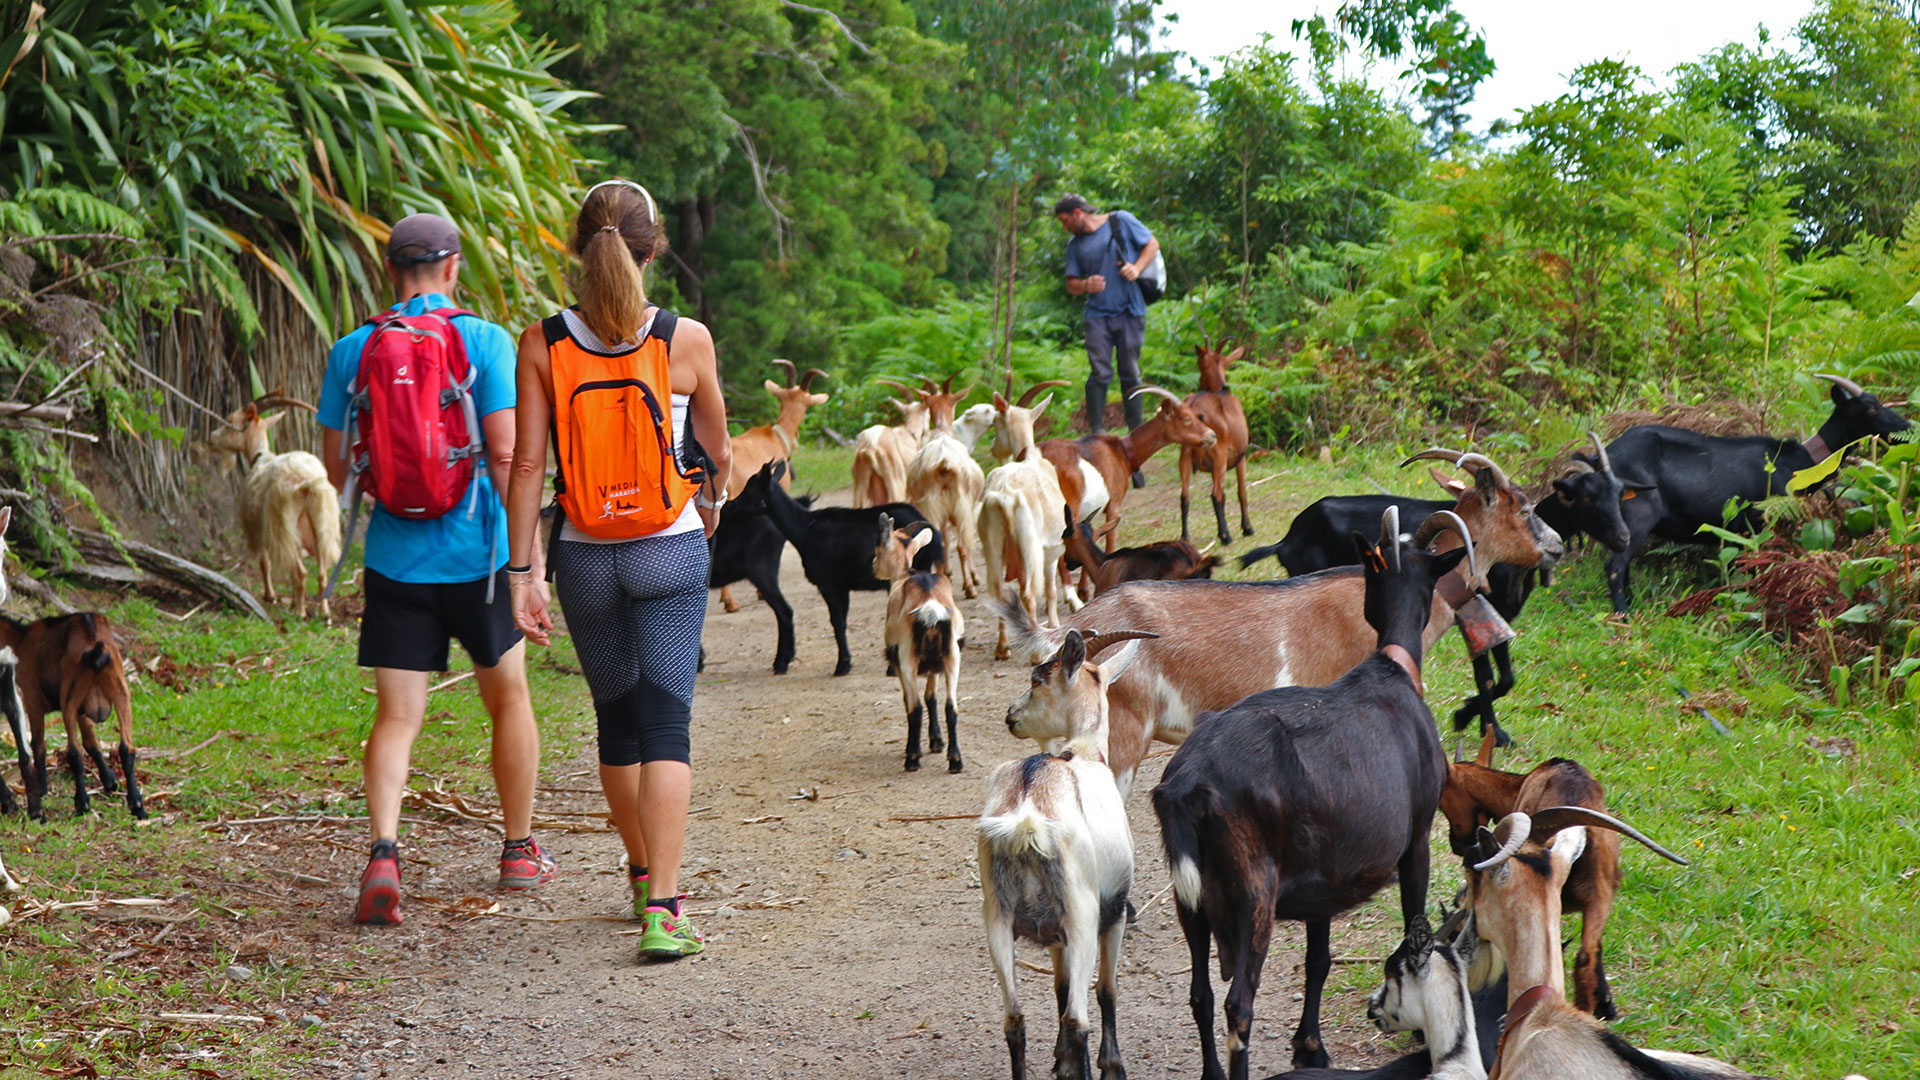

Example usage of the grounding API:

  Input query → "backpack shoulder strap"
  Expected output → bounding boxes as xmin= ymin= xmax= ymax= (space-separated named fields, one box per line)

xmin=647 ymin=308 xmax=678 ymax=347
xmin=541 ymin=313 xmax=570 ymax=349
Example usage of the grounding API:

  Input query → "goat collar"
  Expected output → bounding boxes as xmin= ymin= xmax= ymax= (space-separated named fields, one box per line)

xmin=1382 ymin=644 xmax=1423 ymax=695
xmin=1802 ymin=432 xmax=1830 ymax=464
xmin=772 ymin=424 xmax=797 ymax=457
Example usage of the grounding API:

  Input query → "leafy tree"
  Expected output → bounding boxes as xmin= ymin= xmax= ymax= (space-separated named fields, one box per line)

xmin=1292 ymin=0 xmax=1496 ymax=148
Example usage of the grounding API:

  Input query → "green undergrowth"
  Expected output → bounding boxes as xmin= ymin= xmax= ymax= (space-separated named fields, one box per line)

xmin=0 ymin=583 xmax=594 ymax=1077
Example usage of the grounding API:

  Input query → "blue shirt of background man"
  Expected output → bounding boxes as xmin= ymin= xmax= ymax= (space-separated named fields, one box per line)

xmin=317 ymin=293 xmax=516 ymax=584
xmin=1064 ymin=210 xmax=1154 ymax=319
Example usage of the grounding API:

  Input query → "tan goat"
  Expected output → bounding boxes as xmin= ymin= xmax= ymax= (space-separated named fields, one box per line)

xmin=207 ymin=392 xmax=342 ymax=619
xmin=720 ymin=361 xmax=827 ymax=612
xmin=850 ymin=380 xmax=929 ymax=508
xmin=978 ymin=449 xmax=1072 ymax=661
xmin=873 ymin=515 xmax=964 ymax=773
xmin=906 ymin=410 xmax=986 ymax=600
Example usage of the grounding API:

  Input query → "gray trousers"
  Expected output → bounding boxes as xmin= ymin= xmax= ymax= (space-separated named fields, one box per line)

xmin=1084 ymin=313 xmax=1145 ymax=434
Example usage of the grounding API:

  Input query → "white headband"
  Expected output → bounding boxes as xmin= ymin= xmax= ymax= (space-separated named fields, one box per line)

xmin=585 ymin=178 xmax=658 ymax=224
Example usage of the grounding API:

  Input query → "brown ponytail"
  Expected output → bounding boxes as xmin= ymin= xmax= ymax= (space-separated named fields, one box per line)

xmin=571 ymin=181 xmax=667 ymax=346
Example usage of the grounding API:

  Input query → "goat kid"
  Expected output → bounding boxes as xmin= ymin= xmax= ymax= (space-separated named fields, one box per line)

xmin=0 ymin=613 xmax=146 ymax=820
xmin=1490 ymin=985 xmax=1782 ymax=1080
xmin=705 ymin=498 xmax=801 ymax=674
xmin=1152 ymin=508 xmax=1470 ymax=1078
xmin=1361 ymin=918 xmax=1489 ymax=1080
xmin=1599 ymin=373 xmax=1910 ymax=613
xmin=874 ymin=516 xmax=965 ymax=773
xmin=985 ymin=628 xmax=1155 ymax=1080
xmin=718 ymin=361 xmax=828 ymax=613
xmin=207 ymin=391 xmax=342 ymax=620
xmin=1061 ymin=511 xmax=1217 ymax=599
xmin=1466 ymin=808 xmax=1687 ymax=1018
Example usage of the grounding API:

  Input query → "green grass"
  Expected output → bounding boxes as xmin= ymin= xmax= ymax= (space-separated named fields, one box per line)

xmin=0 ymin=587 xmax=596 ymax=1077
xmin=5 ymin=438 xmax=1916 ymax=1077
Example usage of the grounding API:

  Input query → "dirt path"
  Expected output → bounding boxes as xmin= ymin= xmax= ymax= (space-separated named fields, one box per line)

xmin=328 ymin=500 xmax=1416 ymax=1080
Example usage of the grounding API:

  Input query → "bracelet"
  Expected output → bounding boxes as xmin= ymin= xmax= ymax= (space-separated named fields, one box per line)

xmin=506 ymin=563 xmax=532 ymax=574
xmin=695 ymin=493 xmax=727 ymax=510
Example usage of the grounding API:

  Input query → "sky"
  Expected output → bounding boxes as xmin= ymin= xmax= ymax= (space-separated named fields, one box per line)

xmin=1157 ymin=0 xmax=1819 ymax=133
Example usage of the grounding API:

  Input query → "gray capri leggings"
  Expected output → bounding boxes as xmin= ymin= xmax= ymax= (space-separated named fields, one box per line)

xmin=554 ymin=530 xmax=709 ymax=766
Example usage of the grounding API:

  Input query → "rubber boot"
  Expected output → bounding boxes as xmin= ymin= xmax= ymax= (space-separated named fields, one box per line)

xmin=1121 ymin=387 xmax=1146 ymax=487
xmin=1085 ymin=382 xmax=1108 ymax=435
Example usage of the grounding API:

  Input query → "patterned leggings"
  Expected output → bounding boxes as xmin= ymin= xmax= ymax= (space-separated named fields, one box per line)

xmin=554 ymin=530 xmax=709 ymax=766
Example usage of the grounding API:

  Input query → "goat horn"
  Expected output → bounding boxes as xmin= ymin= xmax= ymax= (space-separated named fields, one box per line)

xmin=800 ymin=368 xmax=829 ymax=391
xmin=1082 ymin=629 xmax=1160 ymax=660
xmin=874 ymin=378 xmax=918 ymax=396
xmin=1587 ymin=431 xmax=1611 ymax=473
xmin=940 ymin=372 xmax=957 ymax=393
xmin=1561 ymin=459 xmax=1594 ymax=478
xmin=1192 ymin=312 xmax=1212 ymax=352
xmin=254 ymin=393 xmax=318 ymax=414
xmin=1454 ymin=452 xmax=1511 ymax=491
xmin=1128 ymin=385 xmax=1184 ymax=407
xmin=914 ymin=374 xmax=940 ymax=394
xmin=1413 ymin=510 xmax=1479 ymax=585
xmin=1471 ymin=811 xmax=1533 ymax=872
xmin=770 ymin=359 xmax=797 ymax=387
xmin=1400 ymin=447 xmax=1467 ymax=467
xmin=1017 ymin=379 xmax=1071 ymax=408
xmin=1526 ymin=805 xmax=1690 ymax=866
xmin=1813 ymin=372 xmax=1864 ymax=398
xmin=1380 ymin=505 xmax=1401 ymax=572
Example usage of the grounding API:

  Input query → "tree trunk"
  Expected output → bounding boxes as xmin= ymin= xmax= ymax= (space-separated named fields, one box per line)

xmin=674 ymin=195 xmax=717 ymax=326
xmin=1001 ymin=176 xmax=1020 ymax=381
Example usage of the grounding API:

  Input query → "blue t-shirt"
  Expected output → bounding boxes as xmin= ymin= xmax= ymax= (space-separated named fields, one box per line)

xmin=317 ymin=293 xmax=516 ymax=584
xmin=1064 ymin=210 xmax=1154 ymax=319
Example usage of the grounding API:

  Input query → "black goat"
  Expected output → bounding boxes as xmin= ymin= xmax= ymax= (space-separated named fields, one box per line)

xmin=1152 ymin=508 xmax=1469 ymax=1078
xmin=705 ymin=498 xmax=806 ymax=675
xmin=1600 ymin=374 xmax=1910 ymax=613
xmin=729 ymin=461 xmax=943 ymax=676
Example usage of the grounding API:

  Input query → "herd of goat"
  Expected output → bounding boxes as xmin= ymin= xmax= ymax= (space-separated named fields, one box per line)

xmin=0 ymin=342 xmax=1908 ymax=1077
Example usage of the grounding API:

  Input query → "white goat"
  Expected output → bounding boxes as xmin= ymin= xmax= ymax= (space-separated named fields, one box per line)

xmin=874 ymin=516 xmax=965 ymax=773
xmin=207 ymin=392 xmax=342 ymax=619
xmin=1357 ymin=917 xmax=1488 ymax=1080
xmin=0 ymin=645 xmax=24 ymax=908
xmin=0 ymin=505 xmax=11 ymax=607
xmin=850 ymin=387 xmax=930 ymax=508
xmin=984 ymin=628 xmax=1154 ymax=1080
xmin=979 ymin=451 xmax=1072 ymax=660
xmin=906 ymin=418 xmax=986 ymax=599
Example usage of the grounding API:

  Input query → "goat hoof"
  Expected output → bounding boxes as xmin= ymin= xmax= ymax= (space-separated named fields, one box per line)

xmin=833 ymin=662 xmax=853 ymax=677
xmin=947 ymin=758 xmax=963 ymax=774
xmin=1290 ymin=1040 xmax=1330 ymax=1069
xmin=772 ymin=662 xmax=791 ymax=675
xmin=904 ymin=757 xmax=921 ymax=772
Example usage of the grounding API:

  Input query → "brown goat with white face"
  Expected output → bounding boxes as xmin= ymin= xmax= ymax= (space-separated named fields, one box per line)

xmin=1440 ymin=729 xmax=1624 ymax=1020
xmin=874 ymin=516 xmax=965 ymax=773
xmin=1465 ymin=808 xmax=1688 ymax=1017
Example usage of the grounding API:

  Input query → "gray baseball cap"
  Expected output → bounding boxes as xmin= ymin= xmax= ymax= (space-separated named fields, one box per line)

xmin=387 ymin=213 xmax=461 ymax=266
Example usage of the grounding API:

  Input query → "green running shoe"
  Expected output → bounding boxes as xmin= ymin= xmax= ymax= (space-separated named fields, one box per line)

xmin=637 ymin=906 xmax=706 ymax=960
xmin=629 ymin=870 xmax=650 ymax=917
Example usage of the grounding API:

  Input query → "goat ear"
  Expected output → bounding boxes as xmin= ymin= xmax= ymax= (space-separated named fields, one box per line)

xmin=262 ymin=410 xmax=287 ymax=428
xmin=878 ymin=514 xmax=894 ymax=543
xmin=1430 ymin=547 xmax=1469 ymax=579
xmin=1097 ymin=638 xmax=1148 ymax=683
xmin=809 ymin=392 xmax=829 ymax=405
xmin=243 ymin=403 xmax=260 ymax=422
xmin=1549 ymin=824 xmax=1588 ymax=869
xmin=1474 ymin=463 xmax=1499 ymax=506
xmin=1030 ymin=393 xmax=1054 ymax=416
xmin=904 ymin=528 xmax=933 ymax=565
xmin=1429 ymin=466 xmax=1466 ymax=497
xmin=1058 ymin=629 xmax=1087 ymax=681
xmin=1451 ymin=915 xmax=1478 ymax=965
xmin=1224 ymin=346 xmax=1245 ymax=363
xmin=993 ymin=392 xmax=1009 ymax=413
xmin=1351 ymin=531 xmax=1376 ymax=566
xmin=763 ymin=379 xmax=783 ymax=394
xmin=0 ymin=505 xmax=10 ymax=534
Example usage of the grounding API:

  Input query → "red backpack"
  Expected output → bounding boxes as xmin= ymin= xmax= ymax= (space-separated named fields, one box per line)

xmin=323 ymin=304 xmax=489 ymax=598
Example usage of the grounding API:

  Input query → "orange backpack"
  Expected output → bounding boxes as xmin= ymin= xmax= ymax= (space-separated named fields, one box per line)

xmin=544 ymin=308 xmax=706 ymax=540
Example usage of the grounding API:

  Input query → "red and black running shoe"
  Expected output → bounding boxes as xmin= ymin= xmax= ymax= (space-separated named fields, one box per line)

xmin=354 ymin=839 xmax=403 ymax=926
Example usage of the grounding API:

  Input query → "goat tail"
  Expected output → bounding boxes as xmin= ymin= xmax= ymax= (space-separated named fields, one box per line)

xmin=81 ymin=644 xmax=111 ymax=673
xmin=1185 ymin=555 xmax=1221 ymax=580
xmin=1237 ymin=539 xmax=1285 ymax=570
xmin=300 ymin=473 xmax=344 ymax=570
xmin=987 ymin=591 xmax=1057 ymax=665
xmin=1152 ymin=786 xmax=1209 ymax=912
xmin=979 ymin=804 xmax=1056 ymax=860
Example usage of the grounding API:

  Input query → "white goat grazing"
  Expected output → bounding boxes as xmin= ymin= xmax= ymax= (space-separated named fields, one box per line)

xmin=874 ymin=516 xmax=965 ymax=773
xmin=906 ymin=418 xmax=986 ymax=599
xmin=207 ymin=392 xmax=342 ymax=619
xmin=1358 ymin=917 xmax=1488 ymax=1080
xmin=984 ymin=628 xmax=1154 ymax=1080
xmin=850 ymin=390 xmax=929 ymax=508
xmin=979 ymin=452 xmax=1072 ymax=660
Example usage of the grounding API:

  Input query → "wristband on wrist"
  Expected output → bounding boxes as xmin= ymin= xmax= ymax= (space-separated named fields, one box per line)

xmin=506 ymin=563 xmax=533 ymax=575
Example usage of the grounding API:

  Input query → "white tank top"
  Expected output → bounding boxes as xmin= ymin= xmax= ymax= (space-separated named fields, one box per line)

xmin=556 ymin=308 xmax=705 ymax=543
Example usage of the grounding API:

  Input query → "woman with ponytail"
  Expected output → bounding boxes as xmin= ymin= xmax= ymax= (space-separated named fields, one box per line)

xmin=505 ymin=179 xmax=731 ymax=960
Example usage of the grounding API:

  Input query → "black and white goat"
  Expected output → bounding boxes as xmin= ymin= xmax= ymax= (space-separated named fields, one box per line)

xmin=1151 ymin=508 xmax=1471 ymax=1077
xmin=730 ymin=461 xmax=943 ymax=676
xmin=985 ymin=628 xmax=1155 ymax=1080
xmin=874 ymin=515 xmax=965 ymax=773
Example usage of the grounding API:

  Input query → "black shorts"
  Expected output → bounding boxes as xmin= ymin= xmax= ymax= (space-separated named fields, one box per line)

xmin=357 ymin=567 xmax=522 ymax=671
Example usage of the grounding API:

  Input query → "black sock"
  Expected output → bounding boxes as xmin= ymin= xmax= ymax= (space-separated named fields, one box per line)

xmin=370 ymin=838 xmax=399 ymax=859
xmin=629 ymin=864 xmax=648 ymax=880
xmin=652 ymin=894 xmax=679 ymax=916
xmin=505 ymin=836 xmax=533 ymax=852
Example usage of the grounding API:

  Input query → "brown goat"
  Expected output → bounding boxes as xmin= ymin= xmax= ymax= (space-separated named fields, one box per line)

xmin=1440 ymin=728 xmax=1624 ymax=1019
xmin=1042 ymin=386 xmax=1216 ymax=541
xmin=722 ymin=362 xmax=827 ymax=611
xmin=1466 ymin=808 xmax=1687 ymax=1019
xmin=1491 ymin=984 xmax=1781 ymax=1079
xmin=1061 ymin=514 xmax=1217 ymax=599
xmin=1180 ymin=340 xmax=1253 ymax=546
xmin=0 ymin=613 xmax=145 ymax=820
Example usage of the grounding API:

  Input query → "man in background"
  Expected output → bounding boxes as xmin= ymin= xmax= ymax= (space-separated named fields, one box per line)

xmin=1056 ymin=193 xmax=1160 ymax=484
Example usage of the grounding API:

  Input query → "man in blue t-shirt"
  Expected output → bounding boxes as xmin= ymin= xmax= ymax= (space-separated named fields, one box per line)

xmin=317 ymin=213 xmax=554 ymax=925
xmin=1057 ymin=194 xmax=1161 ymax=480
